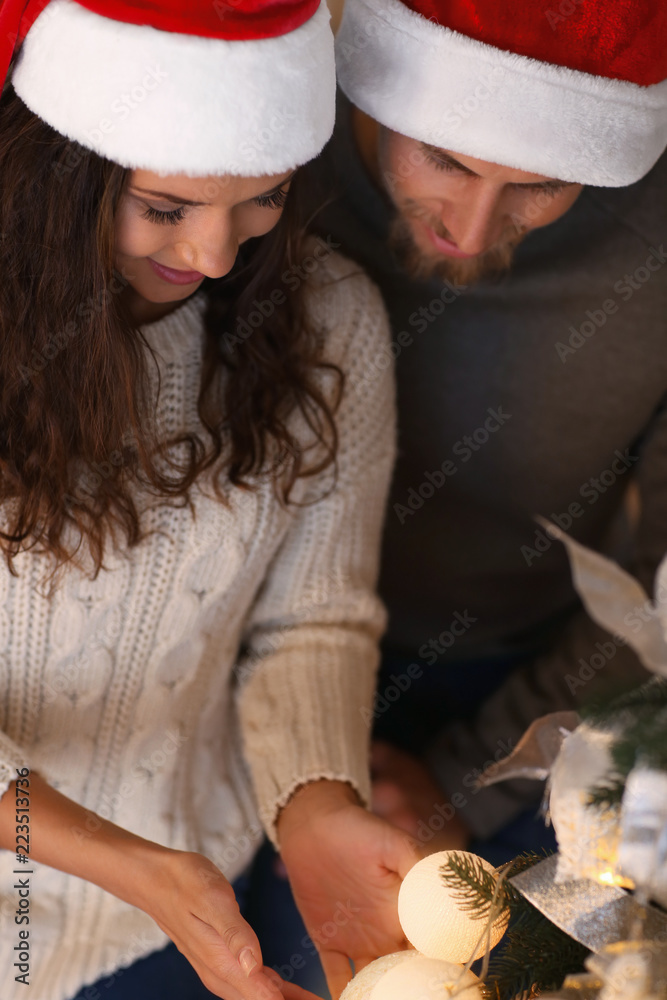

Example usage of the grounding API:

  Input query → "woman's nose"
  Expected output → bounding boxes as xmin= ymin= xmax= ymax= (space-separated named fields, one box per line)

xmin=173 ymin=231 xmax=238 ymax=279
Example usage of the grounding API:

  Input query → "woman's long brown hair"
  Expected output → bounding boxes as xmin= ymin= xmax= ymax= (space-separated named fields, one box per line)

xmin=0 ymin=88 xmax=341 ymax=575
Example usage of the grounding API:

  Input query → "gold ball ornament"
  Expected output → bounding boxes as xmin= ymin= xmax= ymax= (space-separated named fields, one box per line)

xmin=398 ymin=851 xmax=509 ymax=963
xmin=370 ymin=955 xmax=483 ymax=1000
xmin=339 ymin=951 xmax=419 ymax=1000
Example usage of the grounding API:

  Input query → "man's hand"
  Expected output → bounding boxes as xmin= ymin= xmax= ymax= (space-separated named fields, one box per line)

xmin=277 ymin=780 xmax=421 ymax=1000
xmin=371 ymin=741 xmax=469 ymax=854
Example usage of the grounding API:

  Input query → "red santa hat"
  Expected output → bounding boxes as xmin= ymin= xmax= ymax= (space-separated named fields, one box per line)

xmin=336 ymin=0 xmax=667 ymax=187
xmin=1 ymin=0 xmax=335 ymax=176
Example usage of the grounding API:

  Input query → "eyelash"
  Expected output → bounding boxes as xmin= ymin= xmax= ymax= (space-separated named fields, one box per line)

xmin=141 ymin=205 xmax=186 ymax=226
xmin=141 ymin=185 xmax=289 ymax=226
xmin=427 ymin=154 xmax=456 ymax=174
xmin=253 ymin=186 xmax=289 ymax=211
xmin=425 ymin=153 xmax=565 ymax=196
xmin=530 ymin=181 xmax=567 ymax=197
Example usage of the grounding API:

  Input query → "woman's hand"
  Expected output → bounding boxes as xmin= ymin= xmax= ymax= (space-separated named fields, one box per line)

xmin=0 ymin=772 xmax=321 ymax=1000
xmin=277 ymin=780 xmax=422 ymax=1000
xmin=134 ymin=849 xmax=290 ymax=1000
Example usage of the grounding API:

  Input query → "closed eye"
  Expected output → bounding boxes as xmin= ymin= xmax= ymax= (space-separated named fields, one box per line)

xmin=425 ymin=152 xmax=460 ymax=174
xmin=253 ymin=186 xmax=289 ymax=210
xmin=516 ymin=180 xmax=568 ymax=196
xmin=141 ymin=204 xmax=187 ymax=226
xmin=425 ymin=150 xmax=568 ymax=196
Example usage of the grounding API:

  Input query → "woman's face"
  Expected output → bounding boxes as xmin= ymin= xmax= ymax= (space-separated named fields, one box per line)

xmin=114 ymin=167 xmax=294 ymax=318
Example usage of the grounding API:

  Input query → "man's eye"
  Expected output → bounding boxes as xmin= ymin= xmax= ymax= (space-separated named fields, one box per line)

xmin=141 ymin=205 xmax=187 ymax=226
xmin=254 ymin=187 xmax=289 ymax=210
xmin=426 ymin=154 xmax=457 ymax=173
xmin=520 ymin=181 xmax=567 ymax=197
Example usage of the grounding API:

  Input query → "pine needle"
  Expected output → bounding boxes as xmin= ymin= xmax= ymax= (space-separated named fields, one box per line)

xmin=438 ymin=852 xmax=589 ymax=1000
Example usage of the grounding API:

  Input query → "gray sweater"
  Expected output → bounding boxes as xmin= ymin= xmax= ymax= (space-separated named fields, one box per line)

xmin=316 ymin=95 xmax=667 ymax=837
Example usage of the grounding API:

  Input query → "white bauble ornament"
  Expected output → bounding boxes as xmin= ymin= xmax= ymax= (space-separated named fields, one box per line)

xmin=340 ymin=952 xmax=419 ymax=1000
xmin=549 ymin=723 xmax=622 ymax=884
xmin=371 ymin=954 xmax=482 ymax=1000
xmin=398 ymin=851 xmax=509 ymax=963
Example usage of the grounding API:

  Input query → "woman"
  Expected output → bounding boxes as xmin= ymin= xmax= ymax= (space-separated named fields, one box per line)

xmin=0 ymin=2 xmax=414 ymax=999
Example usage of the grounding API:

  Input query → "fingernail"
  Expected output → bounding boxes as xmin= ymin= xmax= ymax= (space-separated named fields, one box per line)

xmin=239 ymin=947 xmax=258 ymax=975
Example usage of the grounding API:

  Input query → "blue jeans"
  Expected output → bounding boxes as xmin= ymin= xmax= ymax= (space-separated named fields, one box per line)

xmin=70 ymin=942 xmax=222 ymax=1000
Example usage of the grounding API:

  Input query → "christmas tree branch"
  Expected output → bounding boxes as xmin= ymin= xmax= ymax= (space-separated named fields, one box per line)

xmin=439 ymin=852 xmax=589 ymax=1000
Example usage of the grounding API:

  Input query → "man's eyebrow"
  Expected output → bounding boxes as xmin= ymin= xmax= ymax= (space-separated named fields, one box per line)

xmin=420 ymin=144 xmax=574 ymax=188
xmin=514 ymin=177 xmax=575 ymax=189
xmin=421 ymin=145 xmax=478 ymax=176
xmin=131 ymin=171 xmax=296 ymax=207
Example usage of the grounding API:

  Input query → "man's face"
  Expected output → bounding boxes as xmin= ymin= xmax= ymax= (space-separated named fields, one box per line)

xmin=378 ymin=128 xmax=584 ymax=284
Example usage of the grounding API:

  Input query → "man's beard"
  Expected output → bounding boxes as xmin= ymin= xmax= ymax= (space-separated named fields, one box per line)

xmin=388 ymin=201 xmax=526 ymax=286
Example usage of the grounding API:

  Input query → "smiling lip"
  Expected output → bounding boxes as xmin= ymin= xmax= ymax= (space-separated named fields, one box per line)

xmin=422 ymin=222 xmax=476 ymax=259
xmin=148 ymin=258 xmax=205 ymax=285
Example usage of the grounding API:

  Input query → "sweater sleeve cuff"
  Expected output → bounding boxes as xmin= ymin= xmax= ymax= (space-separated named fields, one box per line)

xmin=237 ymin=627 xmax=377 ymax=846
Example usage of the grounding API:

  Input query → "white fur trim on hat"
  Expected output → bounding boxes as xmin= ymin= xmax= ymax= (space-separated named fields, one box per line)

xmin=12 ymin=0 xmax=335 ymax=176
xmin=336 ymin=0 xmax=667 ymax=186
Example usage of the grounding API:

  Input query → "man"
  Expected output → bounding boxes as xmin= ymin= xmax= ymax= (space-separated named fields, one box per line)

xmin=320 ymin=0 xmax=667 ymax=858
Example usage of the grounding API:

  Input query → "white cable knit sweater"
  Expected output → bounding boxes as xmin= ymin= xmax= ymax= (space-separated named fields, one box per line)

xmin=0 ymin=251 xmax=394 ymax=1000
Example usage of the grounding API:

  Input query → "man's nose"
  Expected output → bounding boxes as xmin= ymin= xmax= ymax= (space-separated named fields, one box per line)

xmin=443 ymin=185 xmax=505 ymax=256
